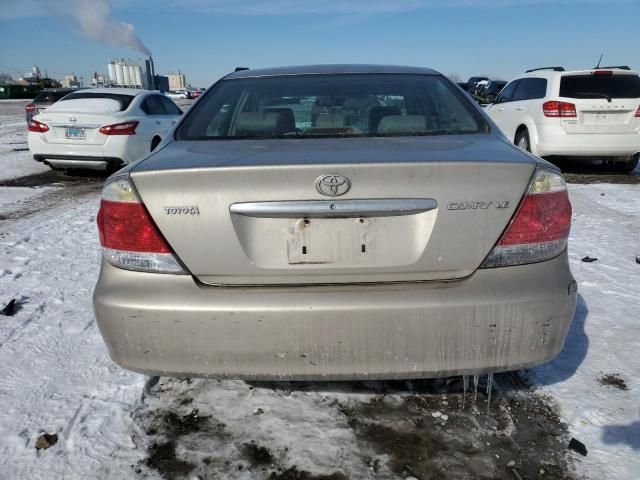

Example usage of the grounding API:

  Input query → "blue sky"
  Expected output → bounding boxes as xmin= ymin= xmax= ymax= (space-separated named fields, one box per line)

xmin=1 ymin=0 xmax=639 ymax=87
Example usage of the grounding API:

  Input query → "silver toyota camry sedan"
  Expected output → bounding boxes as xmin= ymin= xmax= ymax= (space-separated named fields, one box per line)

xmin=93 ymin=65 xmax=577 ymax=380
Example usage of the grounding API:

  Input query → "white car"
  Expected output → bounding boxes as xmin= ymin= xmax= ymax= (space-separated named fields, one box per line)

xmin=166 ymin=90 xmax=191 ymax=99
xmin=28 ymin=88 xmax=182 ymax=171
xmin=485 ymin=66 xmax=640 ymax=172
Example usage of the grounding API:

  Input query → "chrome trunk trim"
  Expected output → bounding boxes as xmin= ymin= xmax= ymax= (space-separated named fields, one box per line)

xmin=230 ymin=199 xmax=438 ymax=218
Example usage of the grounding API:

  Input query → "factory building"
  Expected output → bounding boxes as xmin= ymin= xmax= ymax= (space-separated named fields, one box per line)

xmin=168 ymin=73 xmax=187 ymax=90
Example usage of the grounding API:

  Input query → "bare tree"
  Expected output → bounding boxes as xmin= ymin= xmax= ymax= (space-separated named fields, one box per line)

xmin=0 ymin=73 xmax=14 ymax=84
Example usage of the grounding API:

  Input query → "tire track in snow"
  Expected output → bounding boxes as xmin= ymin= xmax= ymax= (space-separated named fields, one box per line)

xmin=0 ymin=192 xmax=149 ymax=479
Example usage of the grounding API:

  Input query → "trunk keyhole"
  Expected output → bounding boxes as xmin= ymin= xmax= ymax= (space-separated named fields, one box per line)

xmin=361 ymin=244 xmax=366 ymax=253
xmin=302 ymin=246 xmax=307 ymax=255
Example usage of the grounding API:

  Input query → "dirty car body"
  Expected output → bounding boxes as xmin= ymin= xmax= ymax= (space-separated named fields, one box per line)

xmin=93 ymin=65 xmax=577 ymax=380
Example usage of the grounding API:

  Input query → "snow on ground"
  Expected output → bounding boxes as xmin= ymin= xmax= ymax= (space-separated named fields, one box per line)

xmin=0 ymin=100 xmax=50 ymax=181
xmin=1 ymin=181 xmax=638 ymax=479
xmin=0 ymin=101 xmax=638 ymax=479
xmin=0 ymin=193 xmax=149 ymax=478
xmin=534 ymin=183 xmax=640 ymax=479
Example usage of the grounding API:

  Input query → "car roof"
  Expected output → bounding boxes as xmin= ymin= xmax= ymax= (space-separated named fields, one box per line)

xmin=225 ymin=64 xmax=439 ymax=79
xmin=64 ymin=88 xmax=148 ymax=96
xmin=517 ymin=68 xmax=639 ymax=80
xmin=40 ymin=87 xmax=81 ymax=93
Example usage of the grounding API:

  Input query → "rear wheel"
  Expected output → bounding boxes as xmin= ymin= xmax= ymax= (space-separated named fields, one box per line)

xmin=515 ymin=129 xmax=531 ymax=153
xmin=608 ymin=155 xmax=639 ymax=174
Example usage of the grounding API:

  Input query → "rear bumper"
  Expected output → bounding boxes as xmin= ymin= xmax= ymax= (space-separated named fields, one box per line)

xmin=33 ymin=154 xmax=123 ymax=170
xmin=27 ymin=131 xmax=145 ymax=167
xmin=93 ymin=253 xmax=577 ymax=380
xmin=535 ymin=125 xmax=640 ymax=157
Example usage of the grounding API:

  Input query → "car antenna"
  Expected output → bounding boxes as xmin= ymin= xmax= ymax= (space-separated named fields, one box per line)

xmin=595 ymin=53 xmax=603 ymax=69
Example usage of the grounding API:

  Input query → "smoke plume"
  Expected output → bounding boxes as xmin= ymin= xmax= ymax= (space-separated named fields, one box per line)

xmin=41 ymin=0 xmax=151 ymax=55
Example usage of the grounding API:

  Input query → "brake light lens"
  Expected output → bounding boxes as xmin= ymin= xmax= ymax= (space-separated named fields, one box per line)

xmin=25 ymin=103 xmax=36 ymax=113
xmin=480 ymin=169 xmax=572 ymax=268
xmin=592 ymin=70 xmax=613 ymax=75
xmin=97 ymin=176 xmax=186 ymax=274
xmin=543 ymin=101 xmax=576 ymax=118
xmin=28 ymin=119 xmax=49 ymax=132
xmin=99 ymin=121 xmax=139 ymax=135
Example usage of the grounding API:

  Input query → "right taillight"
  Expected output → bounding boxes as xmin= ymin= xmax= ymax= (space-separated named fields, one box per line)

xmin=25 ymin=103 xmax=36 ymax=113
xmin=97 ymin=176 xmax=186 ymax=274
xmin=28 ymin=119 xmax=49 ymax=132
xmin=480 ymin=169 xmax=572 ymax=268
xmin=635 ymin=106 xmax=640 ymax=117
xmin=543 ymin=101 xmax=576 ymax=117
xmin=99 ymin=121 xmax=139 ymax=135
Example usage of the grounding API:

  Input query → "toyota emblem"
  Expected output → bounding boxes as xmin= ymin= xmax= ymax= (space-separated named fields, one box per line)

xmin=315 ymin=174 xmax=351 ymax=196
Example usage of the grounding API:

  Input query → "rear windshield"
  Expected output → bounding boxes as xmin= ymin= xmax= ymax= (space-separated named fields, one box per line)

xmin=560 ymin=74 xmax=640 ymax=99
xmin=177 ymin=74 xmax=488 ymax=140
xmin=33 ymin=91 xmax=70 ymax=104
xmin=52 ymin=92 xmax=135 ymax=112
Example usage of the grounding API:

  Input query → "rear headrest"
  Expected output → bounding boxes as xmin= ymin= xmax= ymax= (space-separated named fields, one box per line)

xmin=314 ymin=112 xmax=346 ymax=128
xmin=377 ymin=115 xmax=427 ymax=134
xmin=235 ymin=111 xmax=291 ymax=136
xmin=368 ymin=106 xmax=401 ymax=133
xmin=264 ymin=108 xmax=296 ymax=132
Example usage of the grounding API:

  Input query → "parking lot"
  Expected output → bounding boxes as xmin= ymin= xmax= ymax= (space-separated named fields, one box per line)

xmin=1 ymin=99 xmax=639 ymax=479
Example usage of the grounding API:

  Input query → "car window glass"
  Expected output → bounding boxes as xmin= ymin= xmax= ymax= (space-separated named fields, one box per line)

xmin=512 ymin=78 xmax=547 ymax=101
xmin=159 ymin=96 xmax=182 ymax=115
xmin=142 ymin=95 xmax=164 ymax=115
xmin=496 ymin=80 xmax=519 ymax=103
xmin=560 ymin=74 xmax=640 ymax=99
xmin=177 ymin=74 xmax=489 ymax=140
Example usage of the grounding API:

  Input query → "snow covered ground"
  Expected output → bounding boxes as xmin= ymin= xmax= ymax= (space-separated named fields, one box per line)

xmin=0 ymin=101 xmax=639 ymax=479
xmin=0 ymin=101 xmax=49 ymax=181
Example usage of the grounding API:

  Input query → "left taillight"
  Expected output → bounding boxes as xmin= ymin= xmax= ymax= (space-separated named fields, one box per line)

xmin=28 ymin=119 xmax=49 ymax=132
xmin=480 ymin=169 xmax=572 ymax=268
xmin=635 ymin=106 xmax=640 ymax=118
xmin=543 ymin=101 xmax=576 ymax=118
xmin=99 ymin=121 xmax=139 ymax=135
xmin=97 ymin=176 xmax=186 ymax=274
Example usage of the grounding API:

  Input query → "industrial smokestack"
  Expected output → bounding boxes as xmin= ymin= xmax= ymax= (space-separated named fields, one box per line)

xmin=149 ymin=56 xmax=156 ymax=90
xmin=38 ymin=0 xmax=151 ymax=56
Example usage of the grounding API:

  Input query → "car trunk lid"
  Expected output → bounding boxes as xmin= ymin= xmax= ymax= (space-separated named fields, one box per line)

xmin=34 ymin=111 xmax=119 ymax=146
xmin=131 ymin=136 xmax=536 ymax=285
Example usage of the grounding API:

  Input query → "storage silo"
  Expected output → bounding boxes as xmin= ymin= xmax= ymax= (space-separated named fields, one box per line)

xmin=128 ymin=65 xmax=136 ymax=86
xmin=107 ymin=61 xmax=117 ymax=83
xmin=123 ymin=63 xmax=131 ymax=85
xmin=115 ymin=61 xmax=124 ymax=85
xmin=134 ymin=65 xmax=143 ymax=86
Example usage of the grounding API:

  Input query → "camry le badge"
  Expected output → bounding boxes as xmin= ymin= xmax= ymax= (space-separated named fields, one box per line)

xmin=315 ymin=174 xmax=351 ymax=197
xmin=447 ymin=201 xmax=510 ymax=210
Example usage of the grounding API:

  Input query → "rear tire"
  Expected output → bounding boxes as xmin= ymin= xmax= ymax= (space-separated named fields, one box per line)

xmin=515 ymin=129 xmax=531 ymax=153
xmin=150 ymin=136 xmax=162 ymax=152
xmin=608 ymin=155 xmax=639 ymax=174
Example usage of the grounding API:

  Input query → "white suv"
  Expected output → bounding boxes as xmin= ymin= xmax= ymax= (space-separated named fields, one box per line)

xmin=485 ymin=66 xmax=640 ymax=172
